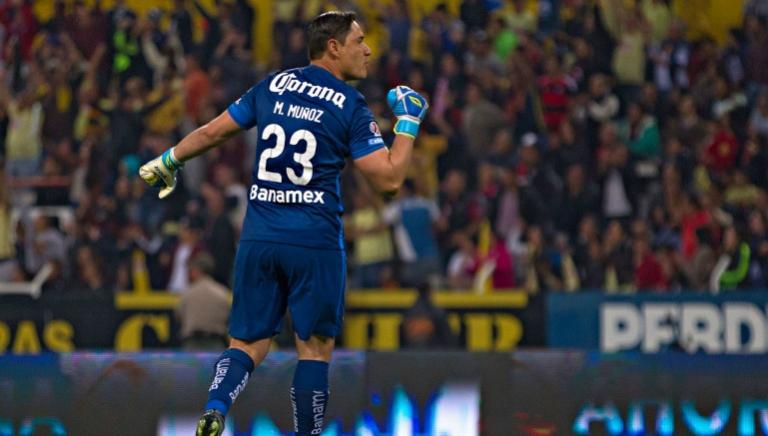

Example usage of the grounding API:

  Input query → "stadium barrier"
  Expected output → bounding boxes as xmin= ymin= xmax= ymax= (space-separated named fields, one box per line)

xmin=1 ymin=350 xmax=768 ymax=435
xmin=548 ymin=291 xmax=768 ymax=354
xmin=0 ymin=289 xmax=545 ymax=354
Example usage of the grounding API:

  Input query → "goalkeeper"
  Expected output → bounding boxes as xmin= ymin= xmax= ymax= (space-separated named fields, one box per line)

xmin=139 ymin=10 xmax=428 ymax=436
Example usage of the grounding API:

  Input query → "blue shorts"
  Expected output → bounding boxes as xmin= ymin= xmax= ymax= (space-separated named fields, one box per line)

xmin=229 ymin=241 xmax=346 ymax=341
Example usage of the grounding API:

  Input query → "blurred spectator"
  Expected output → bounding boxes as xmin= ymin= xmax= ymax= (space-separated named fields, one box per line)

xmin=101 ymin=77 xmax=169 ymax=163
xmin=170 ymin=0 xmax=194 ymax=54
xmin=201 ymin=183 xmax=236 ymax=287
xmin=183 ymin=54 xmax=211 ymax=124
xmin=605 ymin=0 xmax=649 ymax=95
xmin=280 ymin=26 xmax=308 ymax=70
xmin=1 ymin=0 xmax=37 ymax=61
xmin=672 ymin=95 xmax=707 ymax=153
xmin=712 ymin=76 xmax=748 ymax=130
xmin=711 ymin=225 xmax=752 ymax=292
xmin=641 ymin=0 xmax=673 ymax=43
xmin=586 ymin=73 xmax=620 ymax=145
xmin=598 ymin=132 xmax=634 ymax=221
xmin=212 ymin=164 xmax=247 ymax=232
xmin=725 ymin=169 xmax=761 ymax=209
xmin=748 ymin=92 xmax=768 ymax=137
xmin=166 ymin=215 xmax=206 ymax=293
xmin=744 ymin=16 xmax=768 ymax=89
xmin=460 ymin=0 xmax=489 ymax=32
xmin=603 ymin=220 xmax=634 ymax=290
xmin=175 ymin=252 xmax=231 ymax=350
xmin=498 ymin=0 xmax=537 ymax=34
xmin=401 ymin=282 xmax=457 ymax=349
xmin=494 ymin=166 xmax=523 ymax=248
xmin=422 ymin=3 xmax=462 ymax=59
xmin=461 ymin=81 xmax=506 ymax=157
xmin=145 ymin=70 xmax=185 ymax=136
xmin=25 ymin=215 xmax=67 ymax=276
xmin=141 ymin=11 xmax=186 ymax=86
xmin=557 ymin=163 xmax=599 ymax=240
xmin=4 ymin=85 xmax=43 ymax=177
xmin=523 ymin=225 xmax=565 ymax=293
xmin=438 ymin=169 xmax=479 ymax=261
xmin=747 ymin=210 xmax=768 ymax=287
xmin=479 ymin=232 xmax=516 ymax=290
xmin=383 ymin=180 xmax=441 ymax=287
xmin=678 ymin=227 xmax=717 ymax=291
xmin=384 ymin=0 xmax=411 ymax=54
xmin=0 ymin=169 xmax=15 ymax=281
xmin=346 ymin=188 xmax=394 ymax=289
xmin=744 ymin=0 xmax=768 ymax=19
xmin=517 ymin=133 xmax=563 ymax=230
xmin=110 ymin=7 xmax=147 ymax=84
xmin=649 ymin=203 xmax=680 ymax=250
xmin=573 ymin=215 xmax=602 ymax=287
xmin=64 ymin=0 xmax=107 ymax=59
xmin=446 ymin=232 xmax=478 ymax=289
xmin=537 ymin=54 xmax=576 ymax=133
xmin=618 ymin=102 xmax=661 ymax=159
xmin=702 ymin=118 xmax=740 ymax=178
xmin=73 ymin=244 xmax=110 ymax=294
xmin=4 ymin=1 xmax=768 ymax=297
xmin=633 ymin=235 xmax=667 ymax=291
xmin=212 ymin=24 xmax=255 ymax=104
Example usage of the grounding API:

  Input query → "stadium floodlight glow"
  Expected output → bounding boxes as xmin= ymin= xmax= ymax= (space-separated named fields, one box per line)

xmin=249 ymin=412 xmax=281 ymax=436
xmin=18 ymin=417 xmax=67 ymax=436
xmin=155 ymin=383 xmax=480 ymax=435
xmin=390 ymin=384 xmax=415 ymax=436
xmin=738 ymin=399 xmax=768 ymax=435
xmin=573 ymin=402 xmax=624 ymax=434
xmin=681 ymin=399 xmax=730 ymax=435
xmin=428 ymin=383 xmax=480 ymax=436
xmin=573 ymin=398 xmax=768 ymax=435
xmin=320 ymin=420 xmax=340 ymax=435
xmin=354 ymin=411 xmax=380 ymax=436
xmin=627 ymin=400 xmax=674 ymax=435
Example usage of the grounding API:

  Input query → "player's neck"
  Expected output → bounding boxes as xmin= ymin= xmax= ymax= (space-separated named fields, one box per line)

xmin=309 ymin=59 xmax=345 ymax=82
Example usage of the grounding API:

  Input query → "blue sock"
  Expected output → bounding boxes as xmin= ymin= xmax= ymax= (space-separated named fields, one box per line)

xmin=204 ymin=348 xmax=255 ymax=416
xmin=291 ymin=360 xmax=330 ymax=435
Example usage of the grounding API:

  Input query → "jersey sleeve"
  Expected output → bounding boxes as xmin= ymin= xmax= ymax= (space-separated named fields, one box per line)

xmin=227 ymin=81 xmax=263 ymax=129
xmin=349 ymin=101 xmax=386 ymax=160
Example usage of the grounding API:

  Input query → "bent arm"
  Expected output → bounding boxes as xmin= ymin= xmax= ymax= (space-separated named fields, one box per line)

xmin=173 ymin=110 xmax=243 ymax=162
xmin=354 ymin=134 xmax=415 ymax=196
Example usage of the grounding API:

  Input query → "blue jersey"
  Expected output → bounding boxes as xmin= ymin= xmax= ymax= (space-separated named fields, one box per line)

xmin=227 ymin=65 xmax=385 ymax=250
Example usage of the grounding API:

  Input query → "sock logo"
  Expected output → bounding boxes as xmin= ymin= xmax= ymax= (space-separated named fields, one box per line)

xmin=229 ymin=372 xmax=250 ymax=402
xmin=209 ymin=358 xmax=230 ymax=391
xmin=290 ymin=387 xmax=299 ymax=432
xmin=311 ymin=390 xmax=326 ymax=434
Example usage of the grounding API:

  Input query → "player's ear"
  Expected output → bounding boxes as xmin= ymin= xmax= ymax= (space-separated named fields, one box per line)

xmin=327 ymin=38 xmax=341 ymax=58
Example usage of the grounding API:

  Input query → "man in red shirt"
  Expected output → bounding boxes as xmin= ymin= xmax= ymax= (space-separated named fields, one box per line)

xmin=537 ymin=55 xmax=575 ymax=133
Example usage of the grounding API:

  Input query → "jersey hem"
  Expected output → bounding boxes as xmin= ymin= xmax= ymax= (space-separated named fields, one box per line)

xmin=239 ymin=238 xmax=345 ymax=251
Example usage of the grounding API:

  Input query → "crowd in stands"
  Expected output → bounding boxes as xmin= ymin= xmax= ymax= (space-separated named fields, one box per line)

xmin=1 ymin=0 xmax=768 ymax=296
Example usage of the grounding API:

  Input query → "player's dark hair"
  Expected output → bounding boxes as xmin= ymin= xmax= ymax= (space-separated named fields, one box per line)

xmin=307 ymin=11 xmax=356 ymax=60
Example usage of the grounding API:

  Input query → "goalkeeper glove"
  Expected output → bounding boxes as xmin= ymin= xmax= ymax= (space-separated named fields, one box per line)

xmin=138 ymin=148 xmax=183 ymax=199
xmin=387 ymin=85 xmax=429 ymax=139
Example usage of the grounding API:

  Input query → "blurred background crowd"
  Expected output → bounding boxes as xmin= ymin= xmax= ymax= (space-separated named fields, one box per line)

xmin=1 ymin=0 xmax=768 ymax=297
